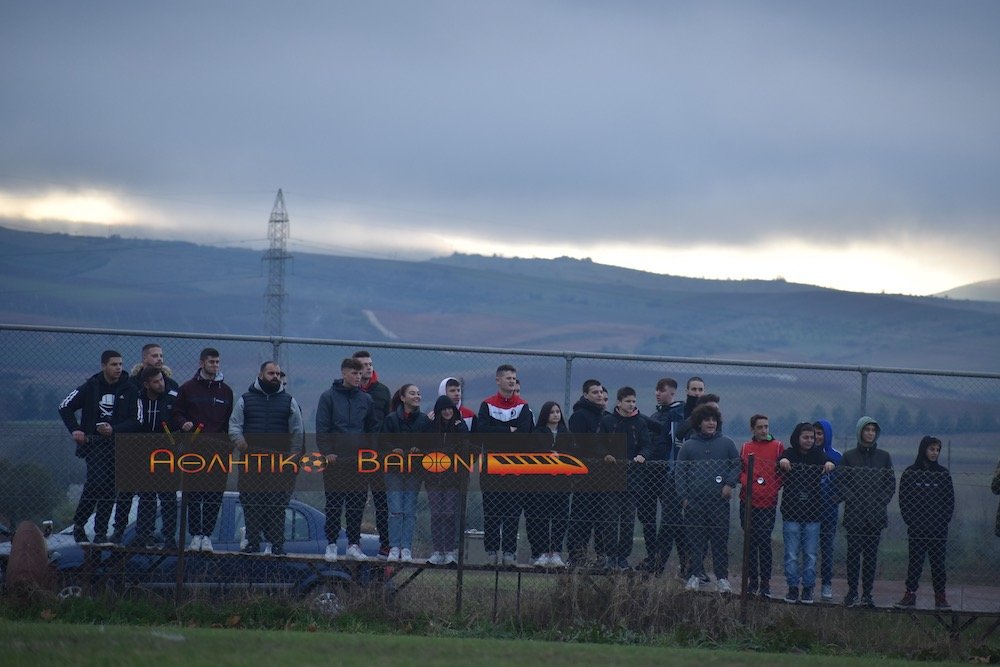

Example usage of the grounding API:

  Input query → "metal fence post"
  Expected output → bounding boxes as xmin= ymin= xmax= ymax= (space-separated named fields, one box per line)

xmin=563 ymin=354 xmax=574 ymax=416
xmin=859 ymin=368 xmax=870 ymax=416
xmin=739 ymin=453 xmax=754 ymax=624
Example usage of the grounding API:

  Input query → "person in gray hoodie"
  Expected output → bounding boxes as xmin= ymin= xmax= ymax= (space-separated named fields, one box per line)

xmin=837 ymin=416 xmax=895 ymax=608
xmin=675 ymin=404 xmax=741 ymax=593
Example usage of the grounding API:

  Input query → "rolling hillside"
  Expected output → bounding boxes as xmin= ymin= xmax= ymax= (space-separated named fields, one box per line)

xmin=1 ymin=225 xmax=998 ymax=371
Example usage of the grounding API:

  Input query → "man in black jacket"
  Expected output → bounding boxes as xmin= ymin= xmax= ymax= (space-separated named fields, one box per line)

xmin=134 ymin=366 xmax=179 ymax=548
xmin=838 ymin=416 xmax=895 ymax=608
xmin=566 ymin=379 xmax=607 ymax=567
xmin=58 ymin=350 xmax=140 ymax=544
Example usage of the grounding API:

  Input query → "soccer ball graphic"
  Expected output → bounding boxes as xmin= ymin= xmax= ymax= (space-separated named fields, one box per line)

xmin=299 ymin=452 xmax=327 ymax=474
xmin=421 ymin=451 xmax=452 ymax=474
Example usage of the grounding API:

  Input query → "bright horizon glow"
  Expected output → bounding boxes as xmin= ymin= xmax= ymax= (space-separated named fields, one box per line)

xmin=2 ymin=189 xmax=995 ymax=297
xmin=0 ymin=189 xmax=166 ymax=227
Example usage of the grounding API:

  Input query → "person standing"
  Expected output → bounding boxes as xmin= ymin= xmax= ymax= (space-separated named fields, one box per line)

xmin=600 ymin=387 xmax=654 ymax=570
xmin=171 ymin=347 xmax=234 ymax=552
xmin=477 ymin=363 xmax=533 ymax=566
xmin=895 ymin=436 xmax=954 ymax=610
xmin=129 ymin=342 xmax=180 ymax=395
xmin=425 ymin=395 xmax=470 ymax=566
xmin=640 ymin=378 xmax=687 ymax=576
xmin=380 ymin=384 xmax=432 ymax=562
xmin=739 ymin=414 xmax=784 ymax=598
xmin=838 ymin=416 xmax=895 ymax=608
xmin=566 ymin=379 xmax=606 ymax=567
xmin=229 ymin=361 xmax=304 ymax=556
xmin=813 ymin=419 xmax=842 ymax=601
xmin=317 ymin=357 xmax=379 ymax=562
xmin=353 ymin=350 xmax=392 ymax=558
xmin=778 ymin=423 xmax=835 ymax=604
xmin=525 ymin=401 xmax=572 ymax=568
xmin=675 ymin=404 xmax=741 ymax=593
xmin=135 ymin=366 xmax=179 ymax=549
xmin=58 ymin=350 xmax=140 ymax=544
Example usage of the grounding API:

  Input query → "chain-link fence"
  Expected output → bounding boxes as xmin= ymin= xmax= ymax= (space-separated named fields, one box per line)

xmin=1 ymin=323 xmax=998 ymax=617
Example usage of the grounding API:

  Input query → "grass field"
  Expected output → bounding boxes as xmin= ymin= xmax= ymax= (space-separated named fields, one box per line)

xmin=0 ymin=621 xmax=970 ymax=667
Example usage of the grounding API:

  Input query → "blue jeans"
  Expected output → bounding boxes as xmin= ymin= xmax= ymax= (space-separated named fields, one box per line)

xmin=783 ymin=521 xmax=820 ymax=589
xmin=385 ymin=473 xmax=421 ymax=550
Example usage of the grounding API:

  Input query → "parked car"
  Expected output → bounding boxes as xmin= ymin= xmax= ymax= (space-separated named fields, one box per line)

xmin=0 ymin=492 xmax=387 ymax=614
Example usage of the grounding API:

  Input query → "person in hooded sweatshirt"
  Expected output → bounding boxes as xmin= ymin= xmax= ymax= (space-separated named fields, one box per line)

xmin=837 ymin=416 xmax=895 ymax=608
xmin=675 ymin=403 xmax=741 ymax=593
xmin=813 ymin=419 xmax=842 ymax=601
xmin=434 ymin=377 xmax=476 ymax=431
xmin=229 ymin=361 xmax=304 ymax=556
xmin=894 ymin=436 xmax=954 ymax=610
xmin=425 ymin=395 xmax=470 ymax=565
xmin=778 ymin=423 xmax=835 ymax=604
xmin=171 ymin=347 xmax=234 ymax=553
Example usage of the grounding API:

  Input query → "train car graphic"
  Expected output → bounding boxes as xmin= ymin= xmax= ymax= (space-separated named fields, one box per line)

xmin=485 ymin=452 xmax=590 ymax=476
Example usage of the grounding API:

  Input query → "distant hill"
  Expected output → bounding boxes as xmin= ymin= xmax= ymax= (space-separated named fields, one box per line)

xmin=1 ymin=225 xmax=998 ymax=371
xmin=937 ymin=278 xmax=1000 ymax=303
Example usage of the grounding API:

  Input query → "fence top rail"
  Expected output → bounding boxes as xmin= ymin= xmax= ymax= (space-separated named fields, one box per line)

xmin=3 ymin=322 xmax=999 ymax=380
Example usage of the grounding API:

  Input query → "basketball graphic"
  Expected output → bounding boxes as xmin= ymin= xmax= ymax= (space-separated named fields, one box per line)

xmin=421 ymin=451 xmax=451 ymax=473
xmin=299 ymin=452 xmax=327 ymax=474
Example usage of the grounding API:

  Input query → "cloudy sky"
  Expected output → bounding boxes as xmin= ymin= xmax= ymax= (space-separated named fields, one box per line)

xmin=2 ymin=1 xmax=999 ymax=295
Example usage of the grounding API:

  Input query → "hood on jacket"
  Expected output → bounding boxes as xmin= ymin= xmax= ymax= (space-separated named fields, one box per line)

xmin=249 ymin=377 xmax=284 ymax=396
xmin=855 ymin=415 xmax=880 ymax=447
xmin=913 ymin=435 xmax=945 ymax=470
xmin=814 ymin=419 xmax=834 ymax=454
xmin=433 ymin=394 xmax=457 ymax=415
xmin=572 ymin=396 xmax=603 ymax=416
xmin=438 ymin=377 xmax=462 ymax=409
xmin=131 ymin=363 xmax=174 ymax=378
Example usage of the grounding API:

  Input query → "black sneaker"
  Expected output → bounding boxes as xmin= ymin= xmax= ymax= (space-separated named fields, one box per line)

xmin=241 ymin=543 xmax=260 ymax=554
xmin=894 ymin=591 xmax=916 ymax=609
xmin=271 ymin=545 xmax=287 ymax=556
xmin=784 ymin=587 xmax=799 ymax=604
xmin=93 ymin=534 xmax=113 ymax=546
xmin=73 ymin=525 xmax=89 ymax=544
xmin=108 ymin=530 xmax=125 ymax=545
xmin=800 ymin=587 xmax=814 ymax=604
xmin=843 ymin=591 xmax=859 ymax=607
xmin=860 ymin=594 xmax=876 ymax=608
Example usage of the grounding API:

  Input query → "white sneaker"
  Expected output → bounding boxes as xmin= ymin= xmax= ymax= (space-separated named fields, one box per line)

xmin=502 ymin=551 xmax=517 ymax=566
xmin=716 ymin=578 xmax=733 ymax=594
xmin=400 ymin=548 xmax=413 ymax=562
xmin=427 ymin=551 xmax=446 ymax=565
xmin=533 ymin=554 xmax=551 ymax=567
xmin=200 ymin=536 xmax=214 ymax=553
xmin=444 ymin=550 xmax=458 ymax=565
xmin=262 ymin=544 xmax=272 ymax=555
xmin=548 ymin=553 xmax=567 ymax=568
xmin=324 ymin=544 xmax=339 ymax=562
xmin=187 ymin=535 xmax=203 ymax=551
xmin=685 ymin=575 xmax=701 ymax=591
xmin=387 ymin=547 xmax=401 ymax=562
xmin=345 ymin=544 xmax=367 ymax=561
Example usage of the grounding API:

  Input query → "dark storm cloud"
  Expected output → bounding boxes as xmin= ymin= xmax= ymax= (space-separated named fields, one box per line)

xmin=2 ymin=0 xmax=999 ymax=257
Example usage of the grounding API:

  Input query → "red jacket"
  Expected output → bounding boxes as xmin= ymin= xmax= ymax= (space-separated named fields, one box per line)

xmin=739 ymin=438 xmax=784 ymax=508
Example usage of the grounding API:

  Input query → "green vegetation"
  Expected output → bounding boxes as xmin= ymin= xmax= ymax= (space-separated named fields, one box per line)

xmin=0 ymin=619 xmax=980 ymax=667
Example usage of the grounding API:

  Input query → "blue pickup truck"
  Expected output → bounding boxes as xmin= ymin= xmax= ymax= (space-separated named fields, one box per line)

xmin=1 ymin=492 xmax=386 ymax=614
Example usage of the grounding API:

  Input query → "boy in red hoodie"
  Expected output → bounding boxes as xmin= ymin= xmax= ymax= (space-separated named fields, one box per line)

xmin=739 ymin=414 xmax=784 ymax=598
